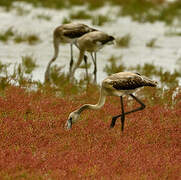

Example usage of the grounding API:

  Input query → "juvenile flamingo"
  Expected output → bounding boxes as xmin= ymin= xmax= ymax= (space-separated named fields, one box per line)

xmin=66 ymin=72 xmax=157 ymax=131
xmin=70 ymin=31 xmax=115 ymax=83
xmin=44 ymin=23 xmax=97 ymax=82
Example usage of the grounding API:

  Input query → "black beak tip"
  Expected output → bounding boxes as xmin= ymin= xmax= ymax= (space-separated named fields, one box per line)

xmin=70 ymin=118 xmax=72 ymax=127
xmin=65 ymin=118 xmax=73 ymax=130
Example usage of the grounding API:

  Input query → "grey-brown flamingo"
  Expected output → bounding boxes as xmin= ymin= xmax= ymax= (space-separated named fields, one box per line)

xmin=70 ymin=31 xmax=115 ymax=83
xmin=66 ymin=72 xmax=157 ymax=131
xmin=44 ymin=23 xmax=97 ymax=82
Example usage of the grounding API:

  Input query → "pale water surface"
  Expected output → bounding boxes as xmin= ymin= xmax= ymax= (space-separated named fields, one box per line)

xmin=0 ymin=2 xmax=181 ymax=83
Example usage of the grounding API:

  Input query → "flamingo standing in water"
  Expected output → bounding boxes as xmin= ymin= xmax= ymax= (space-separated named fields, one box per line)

xmin=70 ymin=31 xmax=115 ymax=83
xmin=44 ymin=23 xmax=97 ymax=82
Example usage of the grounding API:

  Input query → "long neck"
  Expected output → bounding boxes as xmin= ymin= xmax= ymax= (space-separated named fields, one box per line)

xmin=52 ymin=36 xmax=59 ymax=60
xmin=44 ymin=60 xmax=53 ymax=82
xmin=44 ymin=37 xmax=59 ymax=82
xmin=76 ymin=88 xmax=106 ymax=114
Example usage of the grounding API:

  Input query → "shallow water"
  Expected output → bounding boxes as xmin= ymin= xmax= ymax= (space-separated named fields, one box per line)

xmin=0 ymin=2 xmax=181 ymax=84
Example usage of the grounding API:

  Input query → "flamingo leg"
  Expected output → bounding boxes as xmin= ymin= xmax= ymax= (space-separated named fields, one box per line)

xmin=110 ymin=94 xmax=146 ymax=130
xmin=91 ymin=52 xmax=97 ymax=83
xmin=120 ymin=96 xmax=125 ymax=131
xmin=69 ymin=43 xmax=74 ymax=73
xmin=94 ymin=52 xmax=97 ymax=83
xmin=84 ymin=55 xmax=88 ymax=80
xmin=70 ymin=50 xmax=85 ymax=79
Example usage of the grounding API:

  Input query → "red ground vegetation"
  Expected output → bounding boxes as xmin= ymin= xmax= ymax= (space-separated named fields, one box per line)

xmin=0 ymin=85 xmax=180 ymax=179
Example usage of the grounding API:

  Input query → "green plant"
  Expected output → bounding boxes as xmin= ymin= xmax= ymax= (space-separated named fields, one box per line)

xmin=15 ymin=6 xmax=30 ymax=16
xmin=146 ymin=38 xmax=157 ymax=48
xmin=0 ymin=27 xmax=14 ymax=42
xmin=104 ymin=56 xmax=125 ymax=75
xmin=87 ymin=1 xmax=104 ymax=10
xmin=0 ymin=61 xmax=11 ymax=90
xmin=62 ymin=17 xmax=71 ymax=24
xmin=0 ymin=0 xmax=12 ymax=10
xmin=115 ymin=34 xmax=131 ymax=48
xmin=0 ymin=61 xmax=10 ymax=75
xmin=13 ymin=33 xmax=40 ymax=45
xmin=49 ymin=65 xmax=86 ymax=95
xmin=21 ymin=55 xmax=38 ymax=74
xmin=36 ymin=14 xmax=51 ymax=21
xmin=13 ymin=34 xmax=24 ymax=43
xmin=129 ymin=63 xmax=157 ymax=77
xmin=92 ymin=15 xmax=110 ymax=26
xmin=26 ymin=34 xmax=40 ymax=45
xmin=0 ymin=0 xmax=180 ymax=24
xmin=70 ymin=10 xmax=91 ymax=20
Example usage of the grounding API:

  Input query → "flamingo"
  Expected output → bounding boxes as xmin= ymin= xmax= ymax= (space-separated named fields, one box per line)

xmin=44 ymin=23 xmax=97 ymax=82
xmin=70 ymin=31 xmax=115 ymax=83
xmin=66 ymin=72 xmax=157 ymax=131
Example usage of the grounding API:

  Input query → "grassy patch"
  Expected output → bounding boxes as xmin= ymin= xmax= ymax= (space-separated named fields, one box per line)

xmin=36 ymin=14 xmax=51 ymax=21
xmin=146 ymin=38 xmax=157 ymax=48
xmin=69 ymin=10 xmax=91 ymax=20
xmin=0 ymin=57 xmax=39 ymax=89
xmin=87 ymin=1 xmax=105 ymax=10
xmin=0 ymin=0 xmax=180 ymax=24
xmin=26 ymin=34 xmax=40 ymax=45
xmin=0 ymin=27 xmax=14 ymax=42
xmin=115 ymin=34 xmax=131 ymax=48
xmin=14 ymin=33 xmax=40 ymax=45
xmin=0 ymin=0 xmax=12 ymax=10
xmin=103 ymin=55 xmax=125 ymax=75
xmin=62 ymin=17 xmax=71 ymax=24
xmin=156 ymin=1 xmax=181 ymax=25
xmin=117 ymin=0 xmax=181 ymax=24
xmin=0 ymin=28 xmax=40 ymax=45
xmin=14 ymin=6 xmax=30 ymax=16
xmin=21 ymin=55 xmax=38 ymax=74
xmin=92 ymin=15 xmax=110 ymax=26
xmin=49 ymin=65 xmax=88 ymax=95
xmin=131 ymin=63 xmax=180 ymax=88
